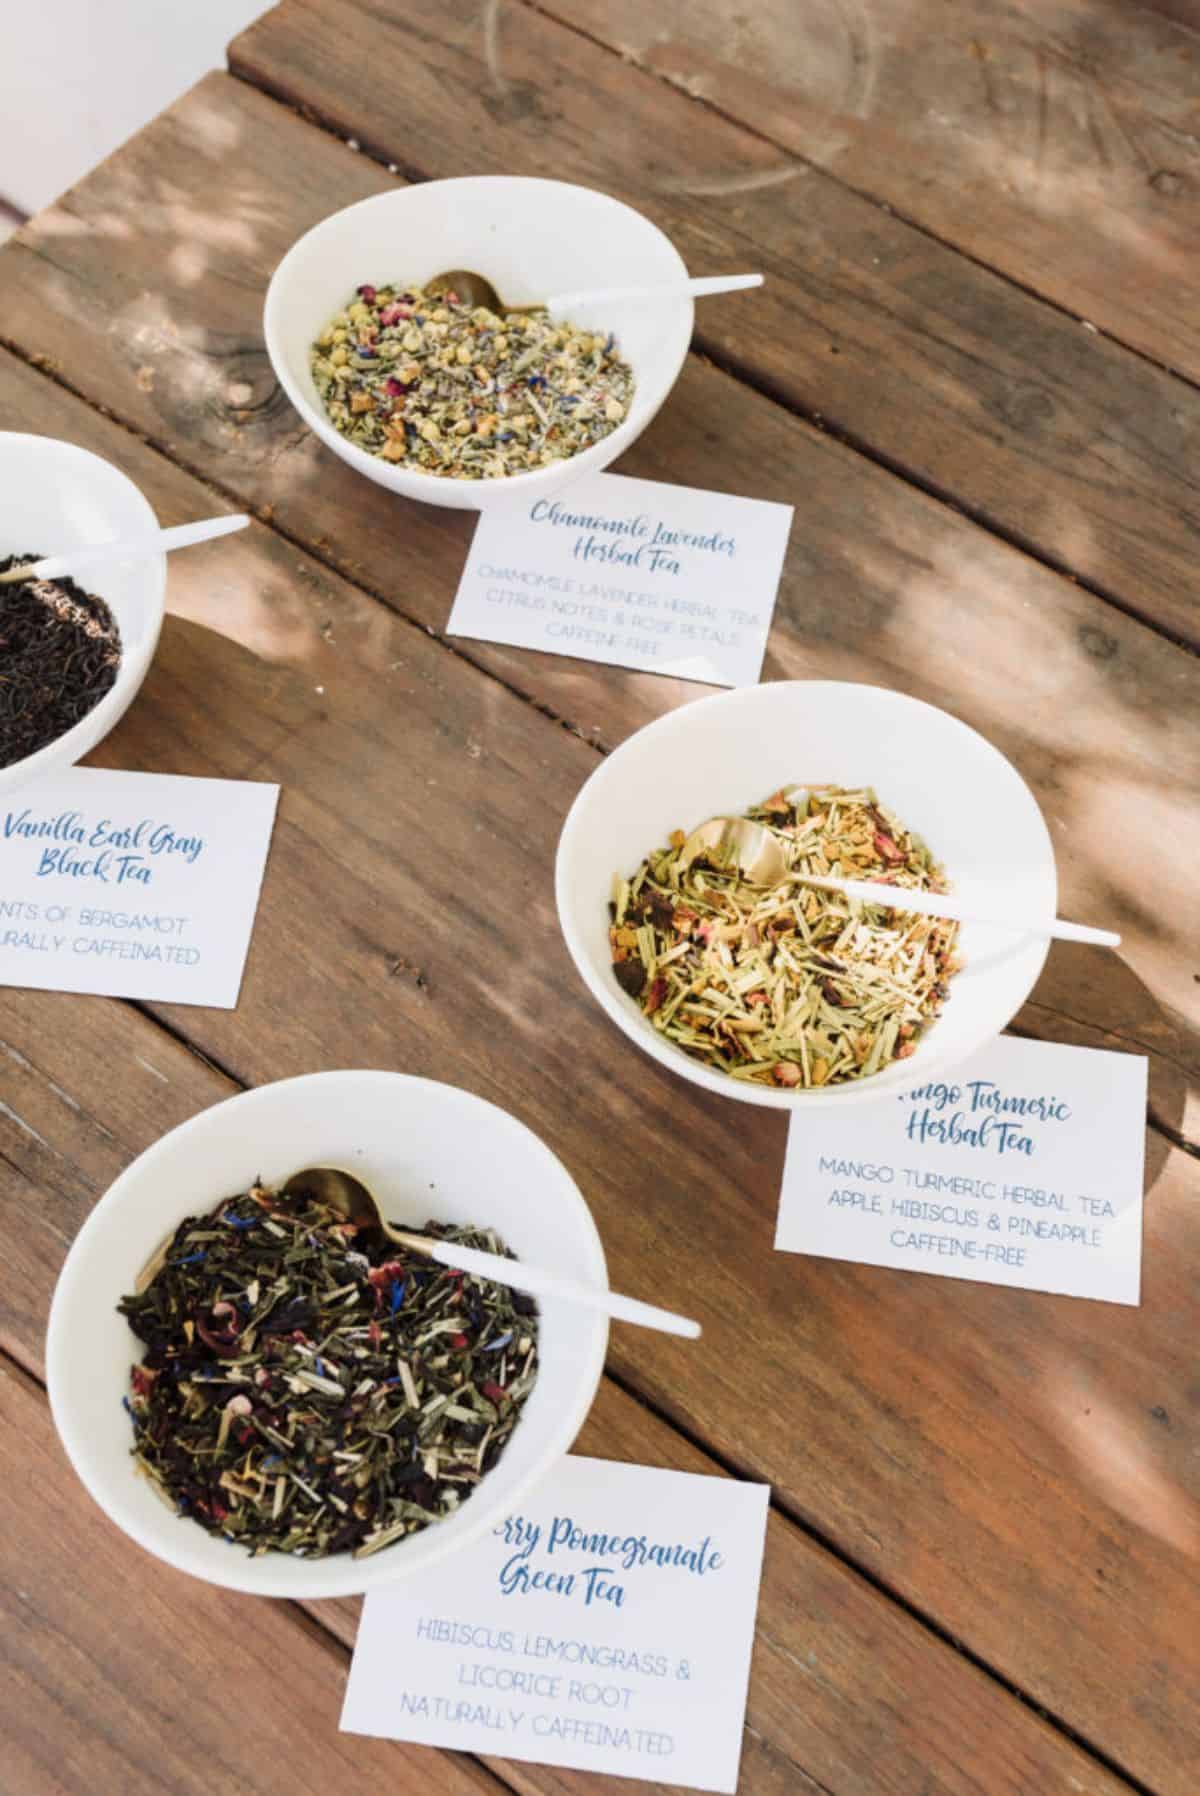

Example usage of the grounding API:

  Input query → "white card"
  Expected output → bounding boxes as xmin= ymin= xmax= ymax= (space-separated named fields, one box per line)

xmin=342 ymin=1456 xmax=770 ymax=1792
xmin=776 ymin=1036 xmax=1147 ymax=1304
xmin=0 ymin=767 xmax=279 ymax=1007
xmin=447 ymin=471 xmax=793 ymax=686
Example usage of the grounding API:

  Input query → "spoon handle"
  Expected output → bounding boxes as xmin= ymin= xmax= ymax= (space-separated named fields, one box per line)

xmin=799 ymin=873 xmax=1120 ymax=948
xmin=2 ymin=513 xmax=251 ymax=585
xmin=422 ymin=1239 xmax=701 ymax=1339
xmin=547 ymin=273 xmax=763 ymax=311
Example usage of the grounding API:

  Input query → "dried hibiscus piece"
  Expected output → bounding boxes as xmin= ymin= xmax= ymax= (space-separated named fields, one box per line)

xmin=644 ymin=975 xmax=668 ymax=1014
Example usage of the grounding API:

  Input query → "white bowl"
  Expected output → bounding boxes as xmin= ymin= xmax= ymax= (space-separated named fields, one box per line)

xmin=263 ymin=176 xmax=693 ymax=511
xmin=46 ymin=1071 xmax=609 ymax=1599
xmin=0 ymin=432 xmax=165 ymax=793
xmin=556 ymin=681 xmax=1056 ymax=1109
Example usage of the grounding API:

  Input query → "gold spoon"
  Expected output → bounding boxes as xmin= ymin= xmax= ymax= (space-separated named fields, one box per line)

xmin=680 ymin=816 xmax=1119 ymax=947
xmin=135 ymin=1166 xmax=700 ymax=1338
xmin=426 ymin=269 xmax=762 ymax=316
xmin=681 ymin=815 xmax=789 ymax=886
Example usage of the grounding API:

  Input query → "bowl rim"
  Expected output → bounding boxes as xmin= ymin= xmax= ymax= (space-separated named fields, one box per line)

xmin=261 ymin=175 xmax=694 ymax=504
xmin=555 ymin=679 xmax=1056 ymax=1110
xmin=0 ymin=431 xmax=165 ymax=788
xmin=45 ymin=1068 xmax=610 ymax=1598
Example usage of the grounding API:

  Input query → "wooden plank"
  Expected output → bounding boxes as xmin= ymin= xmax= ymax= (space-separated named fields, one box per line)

xmin=533 ymin=0 xmax=1200 ymax=382
xmin=324 ymin=1383 xmax=1134 ymax=1796
xmin=0 ymin=1000 xmax=1131 ymax=1796
xmin=209 ymin=8 xmax=1200 ymax=647
xmin=0 ymin=314 xmax=1194 ymax=1133
xmin=0 ymin=1357 xmax=503 ymax=1796
xmin=0 ymin=358 xmax=1195 ymax=1783
xmin=1138 ymin=3 xmax=1200 ymax=28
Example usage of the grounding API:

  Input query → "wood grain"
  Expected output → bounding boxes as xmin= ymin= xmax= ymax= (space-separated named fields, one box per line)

xmin=0 ymin=994 xmax=1131 ymax=1796
xmin=323 ymin=1381 xmax=1136 ymax=1796
xmin=0 ymin=355 xmax=1195 ymax=1784
xmin=536 ymin=0 xmax=1200 ymax=381
xmin=0 ymin=1355 xmax=505 ymax=1796
xmin=1138 ymin=2 xmax=1200 ymax=28
xmin=221 ymin=3 xmax=1200 ymax=647
xmin=0 ymin=285 xmax=1195 ymax=1131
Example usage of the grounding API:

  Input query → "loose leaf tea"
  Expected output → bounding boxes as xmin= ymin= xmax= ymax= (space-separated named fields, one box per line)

xmin=118 ymin=1181 xmax=539 ymax=1558
xmin=310 ymin=282 xmax=635 ymax=478
xmin=0 ymin=555 xmax=121 ymax=768
xmin=611 ymin=785 xmax=961 ymax=1089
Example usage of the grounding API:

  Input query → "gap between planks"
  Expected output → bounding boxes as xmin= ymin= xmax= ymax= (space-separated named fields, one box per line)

xmin=0 ymin=329 xmax=594 ymax=749
xmin=220 ymin=47 xmax=1200 ymax=660
xmin=1005 ymin=1020 xmax=1200 ymax=1162
xmin=0 ymin=1337 xmax=532 ymax=1796
xmin=517 ymin=0 xmax=1200 ymax=412
xmin=1 ymin=1257 xmax=1150 ymax=1796
xmin=0 ymin=54 xmax=1188 ymax=1786
xmin=1 ymin=326 xmax=1191 ymax=1158
xmin=0 ymin=1006 xmax=1149 ymax=1796
xmin=689 ymin=339 xmax=1200 ymax=659
xmin=598 ymin=1363 xmax=1155 ymax=1796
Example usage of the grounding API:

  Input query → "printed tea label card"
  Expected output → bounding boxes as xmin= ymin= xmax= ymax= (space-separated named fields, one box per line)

xmin=342 ymin=1456 xmax=770 ymax=1792
xmin=0 ymin=767 xmax=279 ymax=1007
xmin=777 ymin=1035 xmax=1147 ymax=1304
xmin=447 ymin=470 xmax=793 ymax=686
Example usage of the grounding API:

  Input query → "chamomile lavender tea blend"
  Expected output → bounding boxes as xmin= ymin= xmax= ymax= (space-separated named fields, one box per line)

xmin=118 ymin=1179 xmax=538 ymax=1558
xmin=310 ymin=281 xmax=635 ymax=478
xmin=611 ymin=785 xmax=961 ymax=1090
xmin=0 ymin=555 xmax=122 ymax=767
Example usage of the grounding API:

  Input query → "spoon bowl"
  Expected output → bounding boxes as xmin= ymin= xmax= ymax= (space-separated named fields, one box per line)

xmin=263 ymin=176 xmax=694 ymax=511
xmin=556 ymin=679 xmax=1058 ymax=1108
xmin=686 ymin=814 xmax=1117 ymax=946
xmin=682 ymin=815 xmax=788 ymax=886
xmin=282 ymin=1162 xmax=396 ymax=1235
xmin=426 ymin=268 xmax=763 ymax=315
xmin=426 ymin=267 xmax=511 ymax=311
xmin=281 ymin=1164 xmax=701 ymax=1338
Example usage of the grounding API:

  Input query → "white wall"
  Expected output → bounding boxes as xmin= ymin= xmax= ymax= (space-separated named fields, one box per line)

xmin=0 ymin=0 xmax=267 ymax=216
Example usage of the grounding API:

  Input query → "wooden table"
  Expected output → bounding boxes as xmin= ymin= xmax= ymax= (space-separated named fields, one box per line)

xmin=2 ymin=2 xmax=1197 ymax=1791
